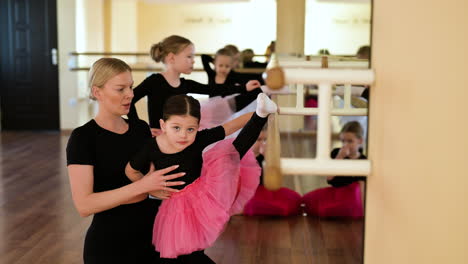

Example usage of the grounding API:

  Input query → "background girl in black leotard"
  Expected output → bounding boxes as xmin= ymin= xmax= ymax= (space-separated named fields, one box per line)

xmin=128 ymin=35 xmax=261 ymax=137
xmin=301 ymin=121 xmax=367 ymax=218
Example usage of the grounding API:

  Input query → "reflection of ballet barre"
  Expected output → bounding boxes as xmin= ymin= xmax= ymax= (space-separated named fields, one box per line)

xmin=68 ymin=66 xmax=265 ymax=74
xmin=277 ymin=60 xmax=369 ymax=69
xmin=266 ymin=68 xmax=374 ymax=85
xmin=280 ymin=159 xmax=371 ymax=176
xmin=68 ymin=51 xmax=269 ymax=57
xmin=266 ymin=84 xmax=368 ymax=114
xmin=281 ymin=83 xmax=368 ymax=116
xmin=68 ymin=52 xmax=267 ymax=73
xmin=263 ymin=67 xmax=374 ymax=190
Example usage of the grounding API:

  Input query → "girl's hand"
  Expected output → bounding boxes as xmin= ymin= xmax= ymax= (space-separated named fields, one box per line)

xmin=151 ymin=128 xmax=163 ymax=137
xmin=246 ymin=80 xmax=261 ymax=91
xmin=336 ymin=146 xmax=350 ymax=159
xmin=140 ymin=164 xmax=185 ymax=194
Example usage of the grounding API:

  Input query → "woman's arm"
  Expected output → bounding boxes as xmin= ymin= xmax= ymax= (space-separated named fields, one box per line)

xmin=222 ymin=112 xmax=254 ymax=136
xmin=68 ymin=164 xmax=185 ymax=217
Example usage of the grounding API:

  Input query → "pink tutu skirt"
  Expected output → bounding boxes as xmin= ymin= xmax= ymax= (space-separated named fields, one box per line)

xmin=199 ymin=96 xmax=235 ymax=130
xmin=244 ymin=186 xmax=302 ymax=216
xmin=301 ymin=182 xmax=363 ymax=218
xmin=152 ymin=139 xmax=261 ymax=258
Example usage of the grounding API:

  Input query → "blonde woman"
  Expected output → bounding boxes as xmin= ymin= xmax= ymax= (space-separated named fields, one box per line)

xmin=66 ymin=58 xmax=185 ymax=263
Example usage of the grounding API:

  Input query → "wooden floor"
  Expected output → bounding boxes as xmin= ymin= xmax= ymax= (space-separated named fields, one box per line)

xmin=0 ymin=131 xmax=363 ymax=264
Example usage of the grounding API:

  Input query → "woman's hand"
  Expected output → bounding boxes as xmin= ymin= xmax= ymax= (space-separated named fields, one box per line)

xmin=140 ymin=164 xmax=185 ymax=194
xmin=148 ymin=190 xmax=172 ymax=200
xmin=246 ymin=80 xmax=261 ymax=91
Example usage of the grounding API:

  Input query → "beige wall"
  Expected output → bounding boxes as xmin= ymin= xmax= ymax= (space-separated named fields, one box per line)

xmin=110 ymin=0 xmax=138 ymax=54
xmin=57 ymin=0 xmax=78 ymax=130
xmin=366 ymin=0 xmax=468 ymax=263
xmin=137 ymin=0 xmax=276 ymax=55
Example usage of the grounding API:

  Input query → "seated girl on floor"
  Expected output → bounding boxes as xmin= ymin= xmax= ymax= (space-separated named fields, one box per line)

xmin=302 ymin=121 xmax=367 ymax=218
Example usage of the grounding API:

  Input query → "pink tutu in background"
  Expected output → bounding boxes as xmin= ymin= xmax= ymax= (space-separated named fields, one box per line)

xmin=301 ymin=182 xmax=363 ymax=218
xmin=199 ymin=96 xmax=235 ymax=130
xmin=244 ymin=186 xmax=302 ymax=216
xmin=152 ymin=139 xmax=261 ymax=258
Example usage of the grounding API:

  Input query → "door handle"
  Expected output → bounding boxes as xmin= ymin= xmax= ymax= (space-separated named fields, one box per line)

xmin=51 ymin=48 xmax=58 ymax=65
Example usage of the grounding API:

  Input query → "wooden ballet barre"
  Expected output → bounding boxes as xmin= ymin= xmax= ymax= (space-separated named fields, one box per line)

xmin=262 ymin=63 xmax=374 ymax=186
xmin=279 ymin=107 xmax=368 ymax=116
xmin=282 ymin=68 xmax=374 ymax=85
xmin=303 ymin=55 xmax=366 ymax=61
xmin=277 ymin=60 xmax=369 ymax=69
xmin=264 ymin=69 xmax=373 ymax=91
xmin=264 ymin=112 xmax=283 ymax=191
xmin=264 ymin=66 xmax=374 ymax=90
xmin=280 ymin=159 xmax=371 ymax=176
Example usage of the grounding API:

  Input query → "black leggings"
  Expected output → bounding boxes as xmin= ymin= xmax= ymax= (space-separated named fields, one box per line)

xmin=160 ymin=250 xmax=215 ymax=264
xmin=233 ymin=88 xmax=262 ymax=112
xmin=232 ymin=112 xmax=268 ymax=159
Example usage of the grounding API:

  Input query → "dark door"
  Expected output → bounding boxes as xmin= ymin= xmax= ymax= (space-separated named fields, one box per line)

xmin=0 ymin=0 xmax=59 ymax=130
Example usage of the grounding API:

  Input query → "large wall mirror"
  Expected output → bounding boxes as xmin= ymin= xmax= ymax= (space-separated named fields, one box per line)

xmin=71 ymin=0 xmax=371 ymax=263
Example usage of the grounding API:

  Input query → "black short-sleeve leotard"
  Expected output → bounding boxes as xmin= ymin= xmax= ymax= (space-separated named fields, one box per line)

xmin=201 ymin=55 xmax=264 ymax=111
xmin=66 ymin=118 xmax=160 ymax=263
xmin=130 ymin=126 xmax=226 ymax=190
xmin=327 ymin=148 xmax=367 ymax=187
xmin=201 ymin=54 xmax=265 ymax=87
xmin=128 ymin=73 xmax=247 ymax=129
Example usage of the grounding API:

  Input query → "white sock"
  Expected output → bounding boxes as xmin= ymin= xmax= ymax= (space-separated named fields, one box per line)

xmin=256 ymin=93 xmax=278 ymax=118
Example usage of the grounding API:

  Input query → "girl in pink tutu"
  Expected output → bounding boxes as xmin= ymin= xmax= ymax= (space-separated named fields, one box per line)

xmin=243 ymin=127 xmax=303 ymax=216
xmin=125 ymin=93 xmax=277 ymax=262
xmin=301 ymin=121 xmax=367 ymax=218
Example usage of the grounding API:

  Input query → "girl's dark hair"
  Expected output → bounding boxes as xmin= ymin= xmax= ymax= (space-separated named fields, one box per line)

xmin=162 ymin=95 xmax=201 ymax=122
xmin=318 ymin=48 xmax=330 ymax=55
xmin=150 ymin=35 xmax=193 ymax=63
xmin=356 ymin=45 xmax=371 ymax=59
xmin=340 ymin=121 xmax=363 ymax=139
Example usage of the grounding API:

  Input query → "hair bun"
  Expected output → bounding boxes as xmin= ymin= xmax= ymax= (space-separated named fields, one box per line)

xmin=150 ymin=42 xmax=163 ymax=62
